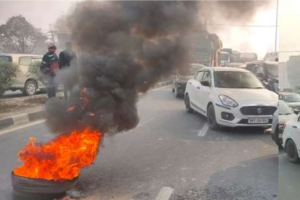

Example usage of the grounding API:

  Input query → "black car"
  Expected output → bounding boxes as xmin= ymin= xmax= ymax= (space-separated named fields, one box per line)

xmin=172 ymin=64 xmax=205 ymax=98
xmin=245 ymin=61 xmax=279 ymax=93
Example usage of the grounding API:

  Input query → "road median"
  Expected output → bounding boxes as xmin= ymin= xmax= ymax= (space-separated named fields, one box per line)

xmin=0 ymin=80 xmax=172 ymax=131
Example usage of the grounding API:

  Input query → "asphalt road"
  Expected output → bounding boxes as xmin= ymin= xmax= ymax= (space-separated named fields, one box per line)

xmin=0 ymin=86 xmax=279 ymax=200
xmin=279 ymin=149 xmax=300 ymax=200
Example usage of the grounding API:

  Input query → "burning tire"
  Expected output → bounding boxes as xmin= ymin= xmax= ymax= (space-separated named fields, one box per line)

xmin=11 ymin=172 xmax=78 ymax=194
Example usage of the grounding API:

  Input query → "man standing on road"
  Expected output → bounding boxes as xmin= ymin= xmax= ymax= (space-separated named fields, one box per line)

xmin=59 ymin=42 xmax=77 ymax=100
xmin=40 ymin=43 xmax=60 ymax=98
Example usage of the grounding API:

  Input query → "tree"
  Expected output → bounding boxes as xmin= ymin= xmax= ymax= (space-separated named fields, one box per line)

xmin=0 ymin=61 xmax=17 ymax=96
xmin=0 ymin=15 xmax=47 ymax=54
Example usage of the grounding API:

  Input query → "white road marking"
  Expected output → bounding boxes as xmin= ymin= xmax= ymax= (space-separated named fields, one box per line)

xmin=0 ymin=120 xmax=45 ymax=136
xmin=197 ymin=123 xmax=209 ymax=137
xmin=155 ymin=187 xmax=174 ymax=200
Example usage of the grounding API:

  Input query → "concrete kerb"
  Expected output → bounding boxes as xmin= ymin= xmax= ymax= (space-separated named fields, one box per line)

xmin=0 ymin=80 xmax=172 ymax=131
xmin=0 ymin=109 xmax=46 ymax=131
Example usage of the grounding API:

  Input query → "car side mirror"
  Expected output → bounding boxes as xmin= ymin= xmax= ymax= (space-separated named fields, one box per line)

xmin=201 ymin=80 xmax=210 ymax=87
xmin=294 ymin=109 xmax=300 ymax=115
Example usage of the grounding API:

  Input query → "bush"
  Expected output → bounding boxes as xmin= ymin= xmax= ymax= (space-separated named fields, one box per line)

xmin=29 ymin=61 xmax=48 ymax=86
xmin=29 ymin=61 xmax=41 ymax=78
xmin=0 ymin=61 xmax=18 ymax=96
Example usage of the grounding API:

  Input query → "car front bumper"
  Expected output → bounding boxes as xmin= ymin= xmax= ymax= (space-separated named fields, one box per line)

xmin=214 ymin=103 xmax=274 ymax=128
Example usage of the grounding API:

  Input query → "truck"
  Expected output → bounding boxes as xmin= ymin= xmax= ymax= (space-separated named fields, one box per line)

xmin=239 ymin=52 xmax=258 ymax=63
xmin=190 ymin=28 xmax=222 ymax=66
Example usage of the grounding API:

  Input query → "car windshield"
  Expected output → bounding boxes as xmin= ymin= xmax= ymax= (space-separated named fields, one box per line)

xmin=284 ymin=94 xmax=300 ymax=102
xmin=265 ymin=63 xmax=278 ymax=77
xmin=279 ymin=101 xmax=293 ymax=115
xmin=214 ymin=71 xmax=264 ymax=89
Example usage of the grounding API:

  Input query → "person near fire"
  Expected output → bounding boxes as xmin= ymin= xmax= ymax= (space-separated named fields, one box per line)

xmin=59 ymin=41 xmax=77 ymax=100
xmin=40 ymin=43 xmax=60 ymax=98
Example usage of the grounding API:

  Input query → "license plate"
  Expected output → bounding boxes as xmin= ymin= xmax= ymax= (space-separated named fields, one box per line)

xmin=248 ymin=118 xmax=269 ymax=124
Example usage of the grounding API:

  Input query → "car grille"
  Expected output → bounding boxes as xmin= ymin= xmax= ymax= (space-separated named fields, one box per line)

xmin=240 ymin=106 xmax=277 ymax=116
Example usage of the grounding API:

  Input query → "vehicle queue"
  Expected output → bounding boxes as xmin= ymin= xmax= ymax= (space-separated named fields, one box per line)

xmin=172 ymin=53 xmax=300 ymax=164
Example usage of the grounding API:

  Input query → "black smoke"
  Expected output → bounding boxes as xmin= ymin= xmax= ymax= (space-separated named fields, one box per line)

xmin=46 ymin=1 xmax=199 ymax=134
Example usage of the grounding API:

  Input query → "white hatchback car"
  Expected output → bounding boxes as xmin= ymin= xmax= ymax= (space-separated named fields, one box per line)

xmin=282 ymin=117 xmax=300 ymax=163
xmin=184 ymin=67 xmax=278 ymax=129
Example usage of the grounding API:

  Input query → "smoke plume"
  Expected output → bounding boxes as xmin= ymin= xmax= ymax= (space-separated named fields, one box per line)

xmin=48 ymin=1 xmax=271 ymax=135
xmin=200 ymin=0 xmax=271 ymax=24
xmin=47 ymin=1 xmax=199 ymax=134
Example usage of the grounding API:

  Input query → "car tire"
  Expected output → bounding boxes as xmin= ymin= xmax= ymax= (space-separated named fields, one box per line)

xmin=285 ymin=139 xmax=300 ymax=163
xmin=175 ymin=86 xmax=180 ymax=98
xmin=207 ymin=104 xmax=220 ymax=130
xmin=271 ymin=126 xmax=282 ymax=146
xmin=0 ymin=90 xmax=4 ymax=97
xmin=172 ymin=87 xmax=175 ymax=93
xmin=184 ymin=94 xmax=193 ymax=113
xmin=23 ymin=80 xmax=37 ymax=96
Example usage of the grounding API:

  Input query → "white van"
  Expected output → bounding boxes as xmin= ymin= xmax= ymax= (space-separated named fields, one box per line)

xmin=264 ymin=52 xmax=279 ymax=62
xmin=0 ymin=54 xmax=46 ymax=96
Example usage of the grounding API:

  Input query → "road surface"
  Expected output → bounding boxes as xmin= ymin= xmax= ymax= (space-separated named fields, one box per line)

xmin=0 ymin=86 xmax=278 ymax=200
xmin=279 ymin=149 xmax=300 ymax=200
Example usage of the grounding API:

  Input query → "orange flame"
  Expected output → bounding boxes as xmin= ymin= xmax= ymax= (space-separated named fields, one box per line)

xmin=67 ymin=106 xmax=75 ymax=112
xmin=13 ymin=128 xmax=102 ymax=181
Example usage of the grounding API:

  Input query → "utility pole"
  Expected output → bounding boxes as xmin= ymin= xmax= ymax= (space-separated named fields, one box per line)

xmin=275 ymin=0 xmax=279 ymax=52
xmin=49 ymin=24 xmax=55 ymax=44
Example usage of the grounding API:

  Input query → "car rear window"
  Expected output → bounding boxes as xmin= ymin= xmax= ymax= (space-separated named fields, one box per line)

xmin=0 ymin=55 xmax=12 ymax=63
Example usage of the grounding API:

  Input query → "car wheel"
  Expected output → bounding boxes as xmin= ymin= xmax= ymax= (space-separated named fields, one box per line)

xmin=184 ymin=94 xmax=193 ymax=113
xmin=207 ymin=104 xmax=220 ymax=130
xmin=172 ymin=87 xmax=175 ymax=93
xmin=271 ymin=127 xmax=282 ymax=146
xmin=23 ymin=80 xmax=37 ymax=96
xmin=0 ymin=89 xmax=4 ymax=97
xmin=285 ymin=139 xmax=300 ymax=163
xmin=174 ymin=86 xmax=180 ymax=98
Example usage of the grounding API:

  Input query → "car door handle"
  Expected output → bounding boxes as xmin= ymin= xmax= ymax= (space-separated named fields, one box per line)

xmin=197 ymin=86 xmax=200 ymax=89
xmin=189 ymin=82 xmax=191 ymax=85
xmin=293 ymin=126 xmax=298 ymax=129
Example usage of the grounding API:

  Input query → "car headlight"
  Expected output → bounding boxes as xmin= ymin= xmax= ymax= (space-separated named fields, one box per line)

xmin=219 ymin=95 xmax=238 ymax=108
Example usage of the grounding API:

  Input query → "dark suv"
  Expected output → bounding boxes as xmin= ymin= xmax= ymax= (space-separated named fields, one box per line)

xmin=245 ymin=61 xmax=279 ymax=93
xmin=172 ymin=64 xmax=205 ymax=98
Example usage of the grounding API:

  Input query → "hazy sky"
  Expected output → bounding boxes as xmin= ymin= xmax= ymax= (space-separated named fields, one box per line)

xmin=278 ymin=0 xmax=300 ymax=62
xmin=0 ymin=0 xmax=293 ymax=60
xmin=0 ymin=1 xmax=74 ymax=31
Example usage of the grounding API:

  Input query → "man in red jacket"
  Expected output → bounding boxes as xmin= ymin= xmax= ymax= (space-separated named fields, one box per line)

xmin=40 ymin=43 xmax=60 ymax=98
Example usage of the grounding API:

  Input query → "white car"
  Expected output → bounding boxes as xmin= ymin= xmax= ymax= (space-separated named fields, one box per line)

xmin=269 ymin=100 xmax=298 ymax=146
xmin=282 ymin=116 xmax=300 ymax=163
xmin=184 ymin=67 xmax=278 ymax=129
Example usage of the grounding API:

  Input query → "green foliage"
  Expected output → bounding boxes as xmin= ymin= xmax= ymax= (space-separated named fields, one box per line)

xmin=0 ymin=15 xmax=47 ymax=54
xmin=29 ymin=61 xmax=41 ymax=78
xmin=0 ymin=61 xmax=18 ymax=96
